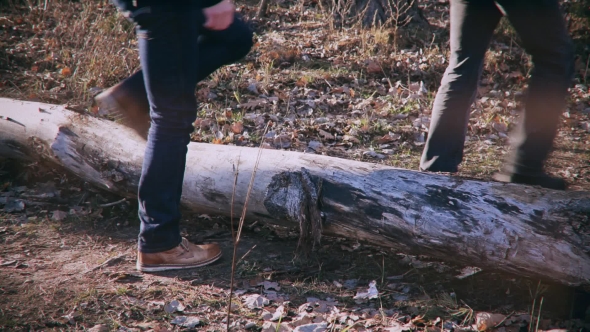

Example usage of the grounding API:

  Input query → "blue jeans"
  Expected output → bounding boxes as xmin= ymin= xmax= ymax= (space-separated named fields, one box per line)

xmin=420 ymin=0 xmax=574 ymax=174
xmin=113 ymin=1 xmax=253 ymax=253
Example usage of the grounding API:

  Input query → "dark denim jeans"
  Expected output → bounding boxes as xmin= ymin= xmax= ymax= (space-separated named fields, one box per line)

xmin=420 ymin=0 xmax=574 ymax=174
xmin=113 ymin=1 xmax=253 ymax=253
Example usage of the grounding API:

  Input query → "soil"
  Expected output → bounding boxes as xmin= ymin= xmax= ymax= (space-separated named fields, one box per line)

xmin=1 ymin=162 xmax=589 ymax=331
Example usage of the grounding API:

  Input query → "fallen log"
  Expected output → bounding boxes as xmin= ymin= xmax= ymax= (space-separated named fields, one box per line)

xmin=1 ymin=98 xmax=589 ymax=286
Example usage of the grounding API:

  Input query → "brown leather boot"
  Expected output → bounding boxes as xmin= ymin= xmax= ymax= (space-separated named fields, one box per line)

xmin=95 ymin=83 xmax=151 ymax=140
xmin=136 ymin=238 xmax=222 ymax=272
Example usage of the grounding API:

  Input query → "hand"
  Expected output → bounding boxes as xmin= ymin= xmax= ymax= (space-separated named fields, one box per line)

xmin=203 ymin=0 xmax=235 ymax=30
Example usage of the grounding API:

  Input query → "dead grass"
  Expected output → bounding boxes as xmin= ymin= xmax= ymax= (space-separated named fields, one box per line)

xmin=0 ymin=0 xmax=137 ymax=103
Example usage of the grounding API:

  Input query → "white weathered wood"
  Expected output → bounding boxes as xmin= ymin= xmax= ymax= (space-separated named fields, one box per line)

xmin=1 ymin=98 xmax=589 ymax=286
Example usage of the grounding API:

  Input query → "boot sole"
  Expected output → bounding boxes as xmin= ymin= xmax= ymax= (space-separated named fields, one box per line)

xmin=136 ymin=251 xmax=222 ymax=272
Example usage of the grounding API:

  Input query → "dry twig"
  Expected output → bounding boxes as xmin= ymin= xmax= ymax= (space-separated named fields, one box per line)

xmin=226 ymin=121 xmax=272 ymax=331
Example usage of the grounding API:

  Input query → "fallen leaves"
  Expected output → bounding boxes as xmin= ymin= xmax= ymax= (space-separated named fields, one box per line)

xmin=164 ymin=300 xmax=185 ymax=314
xmin=353 ymin=280 xmax=379 ymax=302
xmin=475 ymin=312 xmax=506 ymax=331
xmin=243 ymin=294 xmax=270 ymax=309
xmin=230 ymin=122 xmax=244 ymax=134
xmin=60 ymin=66 xmax=72 ymax=77
xmin=366 ymin=60 xmax=382 ymax=74
xmin=317 ymin=129 xmax=334 ymax=140
xmin=455 ymin=266 xmax=482 ymax=279
xmin=52 ymin=210 xmax=68 ymax=221
xmin=87 ymin=324 xmax=109 ymax=332
xmin=376 ymin=132 xmax=401 ymax=144
xmin=170 ymin=316 xmax=201 ymax=329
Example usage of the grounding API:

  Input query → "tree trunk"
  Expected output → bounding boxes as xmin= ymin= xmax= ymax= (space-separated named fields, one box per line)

xmin=1 ymin=98 xmax=589 ymax=287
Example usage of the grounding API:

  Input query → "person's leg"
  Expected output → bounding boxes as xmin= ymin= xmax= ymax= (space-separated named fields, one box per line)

xmin=420 ymin=0 xmax=502 ymax=172
xmin=493 ymin=0 xmax=574 ymax=189
xmin=103 ymin=1 xmax=225 ymax=272
xmin=133 ymin=4 xmax=223 ymax=271
xmin=95 ymin=14 xmax=253 ymax=139
xmin=134 ymin=4 xmax=201 ymax=254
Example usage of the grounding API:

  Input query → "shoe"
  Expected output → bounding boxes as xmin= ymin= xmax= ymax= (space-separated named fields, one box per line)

xmin=136 ymin=237 xmax=222 ymax=272
xmin=493 ymin=172 xmax=567 ymax=190
xmin=95 ymin=84 xmax=151 ymax=139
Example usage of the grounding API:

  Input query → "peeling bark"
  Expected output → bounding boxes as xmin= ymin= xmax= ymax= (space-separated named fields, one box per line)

xmin=1 ymin=98 xmax=589 ymax=286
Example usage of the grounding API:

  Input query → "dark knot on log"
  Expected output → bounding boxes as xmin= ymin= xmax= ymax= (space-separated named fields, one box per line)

xmin=264 ymin=167 xmax=323 ymax=253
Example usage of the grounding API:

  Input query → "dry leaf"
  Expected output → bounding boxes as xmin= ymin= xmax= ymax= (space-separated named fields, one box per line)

xmin=296 ymin=77 xmax=308 ymax=87
xmin=376 ymin=133 xmax=401 ymax=144
xmin=52 ymin=210 xmax=68 ymax=221
xmin=230 ymin=122 xmax=244 ymax=134
xmin=475 ymin=312 xmax=506 ymax=331
xmin=61 ymin=67 xmax=72 ymax=77
xmin=343 ymin=135 xmax=360 ymax=144
xmin=367 ymin=60 xmax=381 ymax=74
xmin=243 ymin=294 xmax=270 ymax=309
xmin=318 ymin=129 xmax=334 ymax=140
xmin=492 ymin=122 xmax=507 ymax=133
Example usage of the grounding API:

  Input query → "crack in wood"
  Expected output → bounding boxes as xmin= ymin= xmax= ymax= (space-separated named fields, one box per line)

xmin=0 ymin=116 xmax=26 ymax=128
xmin=264 ymin=167 xmax=323 ymax=252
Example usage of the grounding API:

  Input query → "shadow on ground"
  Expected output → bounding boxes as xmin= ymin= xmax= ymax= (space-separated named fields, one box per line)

xmin=1 ymin=160 xmax=588 ymax=331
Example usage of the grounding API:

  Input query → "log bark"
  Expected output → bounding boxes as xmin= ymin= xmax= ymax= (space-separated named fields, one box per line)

xmin=1 ymin=98 xmax=589 ymax=286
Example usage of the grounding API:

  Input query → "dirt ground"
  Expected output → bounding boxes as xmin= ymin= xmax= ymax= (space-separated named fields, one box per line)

xmin=1 ymin=161 xmax=589 ymax=331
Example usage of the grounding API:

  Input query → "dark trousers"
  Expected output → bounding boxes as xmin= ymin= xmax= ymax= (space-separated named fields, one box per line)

xmin=113 ymin=1 xmax=253 ymax=253
xmin=420 ymin=0 xmax=574 ymax=174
